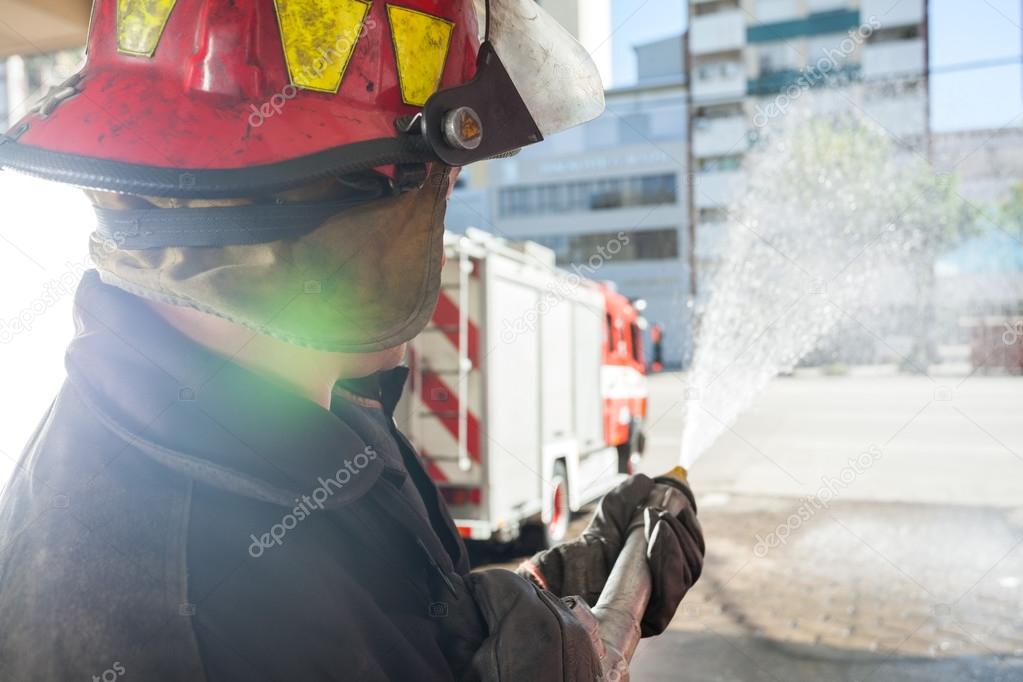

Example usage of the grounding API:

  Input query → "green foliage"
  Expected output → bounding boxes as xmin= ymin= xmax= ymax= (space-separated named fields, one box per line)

xmin=898 ymin=163 xmax=979 ymax=259
xmin=996 ymin=181 xmax=1023 ymax=241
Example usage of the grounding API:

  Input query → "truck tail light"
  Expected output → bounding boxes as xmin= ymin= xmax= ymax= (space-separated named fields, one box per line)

xmin=440 ymin=486 xmax=482 ymax=506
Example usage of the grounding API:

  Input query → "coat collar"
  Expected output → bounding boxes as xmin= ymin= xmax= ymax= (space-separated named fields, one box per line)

xmin=65 ymin=271 xmax=396 ymax=507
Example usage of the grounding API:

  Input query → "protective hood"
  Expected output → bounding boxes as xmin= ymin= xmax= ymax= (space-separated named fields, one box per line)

xmin=91 ymin=168 xmax=451 ymax=353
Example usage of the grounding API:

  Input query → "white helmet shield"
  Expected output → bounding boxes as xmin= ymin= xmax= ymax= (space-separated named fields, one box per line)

xmin=422 ymin=0 xmax=606 ymax=165
xmin=475 ymin=0 xmax=606 ymax=137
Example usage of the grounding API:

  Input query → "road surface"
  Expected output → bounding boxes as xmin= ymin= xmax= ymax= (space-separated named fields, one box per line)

xmin=632 ymin=371 xmax=1023 ymax=681
xmin=479 ymin=371 xmax=1023 ymax=681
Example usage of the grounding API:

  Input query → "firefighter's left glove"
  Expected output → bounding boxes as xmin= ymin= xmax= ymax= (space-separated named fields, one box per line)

xmin=517 ymin=474 xmax=704 ymax=636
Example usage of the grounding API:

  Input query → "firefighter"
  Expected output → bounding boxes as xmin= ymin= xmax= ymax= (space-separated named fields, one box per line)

xmin=0 ymin=2 xmax=703 ymax=680
xmin=651 ymin=323 xmax=665 ymax=373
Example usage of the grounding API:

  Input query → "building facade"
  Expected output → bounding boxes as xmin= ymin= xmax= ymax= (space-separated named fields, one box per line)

xmin=688 ymin=0 xmax=929 ymax=292
xmin=447 ymin=73 xmax=692 ymax=367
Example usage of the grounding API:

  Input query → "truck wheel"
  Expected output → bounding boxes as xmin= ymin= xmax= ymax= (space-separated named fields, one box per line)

xmin=547 ymin=462 xmax=571 ymax=544
xmin=516 ymin=461 xmax=571 ymax=553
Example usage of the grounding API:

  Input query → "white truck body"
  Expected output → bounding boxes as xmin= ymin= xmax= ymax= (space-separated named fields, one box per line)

xmin=395 ymin=229 xmax=627 ymax=542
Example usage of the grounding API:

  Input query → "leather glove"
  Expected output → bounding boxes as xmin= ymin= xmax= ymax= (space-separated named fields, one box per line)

xmin=517 ymin=474 xmax=704 ymax=636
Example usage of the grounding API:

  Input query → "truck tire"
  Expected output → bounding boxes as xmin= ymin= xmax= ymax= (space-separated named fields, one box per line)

xmin=547 ymin=461 xmax=571 ymax=544
xmin=517 ymin=460 xmax=571 ymax=553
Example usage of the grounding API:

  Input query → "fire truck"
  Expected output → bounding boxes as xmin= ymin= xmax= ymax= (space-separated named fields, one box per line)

xmin=396 ymin=229 xmax=649 ymax=547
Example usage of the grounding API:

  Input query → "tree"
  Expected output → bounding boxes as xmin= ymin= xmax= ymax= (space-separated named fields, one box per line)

xmin=896 ymin=166 xmax=978 ymax=372
xmin=996 ymin=181 xmax=1023 ymax=242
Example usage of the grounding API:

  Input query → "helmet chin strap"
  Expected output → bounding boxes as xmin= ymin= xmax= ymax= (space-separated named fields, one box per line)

xmin=93 ymin=198 xmax=371 ymax=249
xmin=91 ymin=167 xmax=431 ymax=250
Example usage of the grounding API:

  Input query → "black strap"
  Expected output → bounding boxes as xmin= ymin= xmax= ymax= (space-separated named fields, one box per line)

xmin=94 ymin=197 xmax=368 ymax=249
xmin=0 ymin=134 xmax=435 ymax=199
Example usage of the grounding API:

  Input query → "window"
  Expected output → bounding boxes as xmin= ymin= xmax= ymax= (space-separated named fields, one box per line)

xmin=697 ymin=60 xmax=741 ymax=81
xmin=632 ymin=228 xmax=679 ymax=260
xmin=642 ymin=175 xmax=676 ymax=207
xmin=696 ymin=102 xmax=744 ymax=119
xmin=698 ymin=155 xmax=742 ymax=172
xmin=591 ymin=178 xmax=624 ymax=210
xmin=694 ymin=0 xmax=740 ymax=16
xmin=758 ymin=42 xmax=798 ymax=75
xmin=699 ymin=208 xmax=729 ymax=224
xmin=498 ymin=174 xmax=677 ymax=218
xmin=868 ymin=25 xmax=921 ymax=44
xmin=524 ymin=228 xmax=680 ymax=265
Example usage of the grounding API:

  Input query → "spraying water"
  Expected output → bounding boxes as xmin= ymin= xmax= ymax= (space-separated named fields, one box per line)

xmin=679 ymin=104 xmax=968 ymax=467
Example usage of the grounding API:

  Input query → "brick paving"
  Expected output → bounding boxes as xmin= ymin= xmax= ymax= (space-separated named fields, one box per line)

xmin=669 ymin=493 xmax=1023 ymax=661
xmin=480 ymin=494 xmax=1023 ymax=663
xmin=476 ymin=495 xmax=1023 ymax=680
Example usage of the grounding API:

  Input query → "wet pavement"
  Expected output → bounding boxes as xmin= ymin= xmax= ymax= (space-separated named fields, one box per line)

xmin=630 ymin=494 xmax=1023 ymax=681
xmin=479 ymin=372 xmax=1023 ymax=680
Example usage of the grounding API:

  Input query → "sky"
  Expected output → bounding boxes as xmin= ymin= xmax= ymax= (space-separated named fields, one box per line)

xmin=610 ymin=0 xmax=1023 ymax=132
xmin=611 ymin=0 xmax=686 ymax=88
xmin=929 ymin=0 xmax=1022 ymax=131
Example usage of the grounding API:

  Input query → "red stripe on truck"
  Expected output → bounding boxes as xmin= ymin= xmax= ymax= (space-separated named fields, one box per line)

xmin=432 ymin=292 xmax=480 ymax=367
xmin=419 ymin=370 xmax=481 ymax=462
xmin=419 ymin=451 xmax=449 ymax=482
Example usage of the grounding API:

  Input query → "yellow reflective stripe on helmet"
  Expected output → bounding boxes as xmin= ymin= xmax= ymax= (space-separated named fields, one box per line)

xmin=274 ymin=0 xmax=371 ymax=94
xmin=117 ymin=0 xmax=178 ymax=57
xmin=387 ymin=5 xmax=453 ymax=107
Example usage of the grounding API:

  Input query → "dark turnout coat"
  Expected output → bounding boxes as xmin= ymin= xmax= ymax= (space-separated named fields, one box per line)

xmin=0 ymin=272 xmax=599 ymax=681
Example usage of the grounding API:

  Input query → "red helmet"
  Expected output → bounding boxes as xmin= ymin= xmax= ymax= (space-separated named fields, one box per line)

xmin=0 ymin=0 xmax=604 ymax=199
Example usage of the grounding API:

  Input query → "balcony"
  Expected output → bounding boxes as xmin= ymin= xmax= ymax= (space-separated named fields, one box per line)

xmin=862 ymin=39 xmax=925 ymax=80
xmin=861 ymin=0 xmax=924 ymax=27
xmin=691 ymin=62 xmax=746 ymax=102
xmin=694 ymin=171 xmax=744 ymax=209
xmin=690 ymin=9 xmax=745 ymax=55
xmin=693 ymin=116 xmax=748 ymax=158
xmin=806 ymin=0 xmax=853 ymax=12
xmin=747 ymin=9 xmax=860 ymax=42
xmin=755 ymin=0 xmax=799 ymax=23
xmin=747 ymin=64 xmax=860 ymax=96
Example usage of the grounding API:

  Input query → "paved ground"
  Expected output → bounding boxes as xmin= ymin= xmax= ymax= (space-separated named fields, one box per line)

xmin=630 ymin=495 xmax=1023 ymax=681
xmin=482 ymin=371 xmax=1023 ymax=680
xmin=640 ymin=370 xmax=1023 ymax=508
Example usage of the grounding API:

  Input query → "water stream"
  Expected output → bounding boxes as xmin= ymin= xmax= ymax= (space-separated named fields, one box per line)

xmin=679 ymin=105 xmax=964 ymax=467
